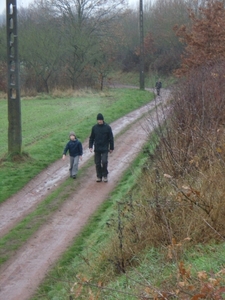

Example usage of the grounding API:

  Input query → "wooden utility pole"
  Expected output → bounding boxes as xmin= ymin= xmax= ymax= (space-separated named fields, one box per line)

xmin=139 ymin=0 xmax=145 ymax=90
xmin=6 ymin=0 xmax=22 ymax=155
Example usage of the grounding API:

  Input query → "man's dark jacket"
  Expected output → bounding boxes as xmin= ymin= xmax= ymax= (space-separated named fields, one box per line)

xmin=63 ymin=139 xmax=83 ymax=157
xmin=89 ymin=122 xmax=114 ymax=153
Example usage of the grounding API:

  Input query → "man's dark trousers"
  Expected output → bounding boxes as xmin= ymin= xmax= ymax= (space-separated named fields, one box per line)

xmin=95 ymin=151 xmax=108 ymax=178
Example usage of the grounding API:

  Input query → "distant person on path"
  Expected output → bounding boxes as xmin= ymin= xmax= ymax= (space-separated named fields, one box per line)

xmin=89 ymin=113 xmax=114 ymax=182
xmin=62 ymin=131 xmax=83 ymax=179
xmin=155 ymin=79 xmax=162 ymax=96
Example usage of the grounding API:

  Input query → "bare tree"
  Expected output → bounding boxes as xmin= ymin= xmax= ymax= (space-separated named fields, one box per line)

xmin=144 ymin=0 xmax=190 ymax=74
xmin=19 ymin=6 xmax=64 ymax=93
xmin=45 ymin=0 xmax=126 ymax=89
xmin=175 ymin=1 xmax=225 ymax=75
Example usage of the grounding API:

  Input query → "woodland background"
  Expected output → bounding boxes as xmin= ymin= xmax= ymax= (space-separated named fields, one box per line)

xmin=0 ymin=0 xmax=212 ymax=94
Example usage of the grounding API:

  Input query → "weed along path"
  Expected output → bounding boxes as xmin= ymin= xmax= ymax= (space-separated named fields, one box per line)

xmin=0 ymin=89 xmax=170 ymax=300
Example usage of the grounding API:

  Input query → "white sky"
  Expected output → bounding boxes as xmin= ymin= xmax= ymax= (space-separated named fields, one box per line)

xmin=0 ymin=0 xmax=138 ymax=14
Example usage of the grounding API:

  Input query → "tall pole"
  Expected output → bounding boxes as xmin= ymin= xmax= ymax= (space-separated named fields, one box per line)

xmin=139 ymin=0 xmax=145 ymax=90
xmin=6 ymin=0 xmax=22 ymax=155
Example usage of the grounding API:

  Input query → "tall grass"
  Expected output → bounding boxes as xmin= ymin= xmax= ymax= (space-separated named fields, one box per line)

xmin=146 ymin=64 xmax=225 ymax=243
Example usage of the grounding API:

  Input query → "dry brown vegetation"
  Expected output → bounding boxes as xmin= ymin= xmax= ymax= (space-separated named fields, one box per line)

xmin=174 ymin=1 xmax=225 ymax=76
xmin=112 ymin=64 xmax=225 ymax=252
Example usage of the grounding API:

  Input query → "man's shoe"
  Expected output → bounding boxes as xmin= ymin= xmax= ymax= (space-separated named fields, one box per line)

xmin=96 ymin=177 xmax=102 ymax=182
xmin=103 ymin=177 xmax=108 ymax=182
xmin=72 ymin=175 xmax=76 ymax=179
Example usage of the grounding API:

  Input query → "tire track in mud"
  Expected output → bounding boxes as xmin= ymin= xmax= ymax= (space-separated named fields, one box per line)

xmin=0 ymin=89 xmax=171 ymax=300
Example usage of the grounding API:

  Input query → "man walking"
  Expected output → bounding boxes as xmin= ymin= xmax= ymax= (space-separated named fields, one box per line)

xmin=89 ymin=113 xmax=114 ymax=182
xmin=155 ymin=79 xmax=162 ymax=96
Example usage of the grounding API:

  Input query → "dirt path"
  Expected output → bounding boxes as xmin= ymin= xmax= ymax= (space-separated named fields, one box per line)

xmin=0 ymin=89 xmax=170 ymax=300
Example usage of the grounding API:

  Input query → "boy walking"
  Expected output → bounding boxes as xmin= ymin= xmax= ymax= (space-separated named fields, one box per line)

xmin=62 ymin=131 xmax=83 ymax=179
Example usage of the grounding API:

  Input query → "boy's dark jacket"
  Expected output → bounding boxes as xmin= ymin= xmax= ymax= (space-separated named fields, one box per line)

xmin=63 ymin=139 xmax=83 ymax=157
xmin=89 ymin=122 xmax=114 ymax=152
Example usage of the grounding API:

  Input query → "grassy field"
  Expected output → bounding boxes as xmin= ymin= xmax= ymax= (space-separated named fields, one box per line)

xmin=0 ymin=88 xmax=153 ymax=203
xmin=109 ymin=70 xmax=177 ymax=89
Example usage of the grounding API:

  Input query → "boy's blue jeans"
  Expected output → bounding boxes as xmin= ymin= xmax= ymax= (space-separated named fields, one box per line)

xmin=69 ymin=156 xmax=79 ymax=176
xmin=94 ymin=151 xmax=108 ymax=178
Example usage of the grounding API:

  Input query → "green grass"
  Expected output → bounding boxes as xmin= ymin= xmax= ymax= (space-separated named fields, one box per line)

xmin=0 ymin=88 xmax=154 ymax=203
xmin=109 ymin=70 xmax=177 ymax=89
xmin=98 ymin=243 xmax=225 ymax=300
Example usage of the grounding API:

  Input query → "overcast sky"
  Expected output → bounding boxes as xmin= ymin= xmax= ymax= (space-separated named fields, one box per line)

xmin=0 ymin=0 xmax=138 ymax=14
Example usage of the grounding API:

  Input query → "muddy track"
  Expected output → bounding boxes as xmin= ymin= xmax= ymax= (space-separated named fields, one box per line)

xmin=0 ymin=89 xmax=170 ymax=300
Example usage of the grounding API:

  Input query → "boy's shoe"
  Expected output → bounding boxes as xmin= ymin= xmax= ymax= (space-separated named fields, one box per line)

xmin=72 ymin=175 xmax=76 ymax=179
xmin=96 ymin=177 xmax=102 ymax=182
xmin=103 ymin=177 xmax=108 ymax=182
